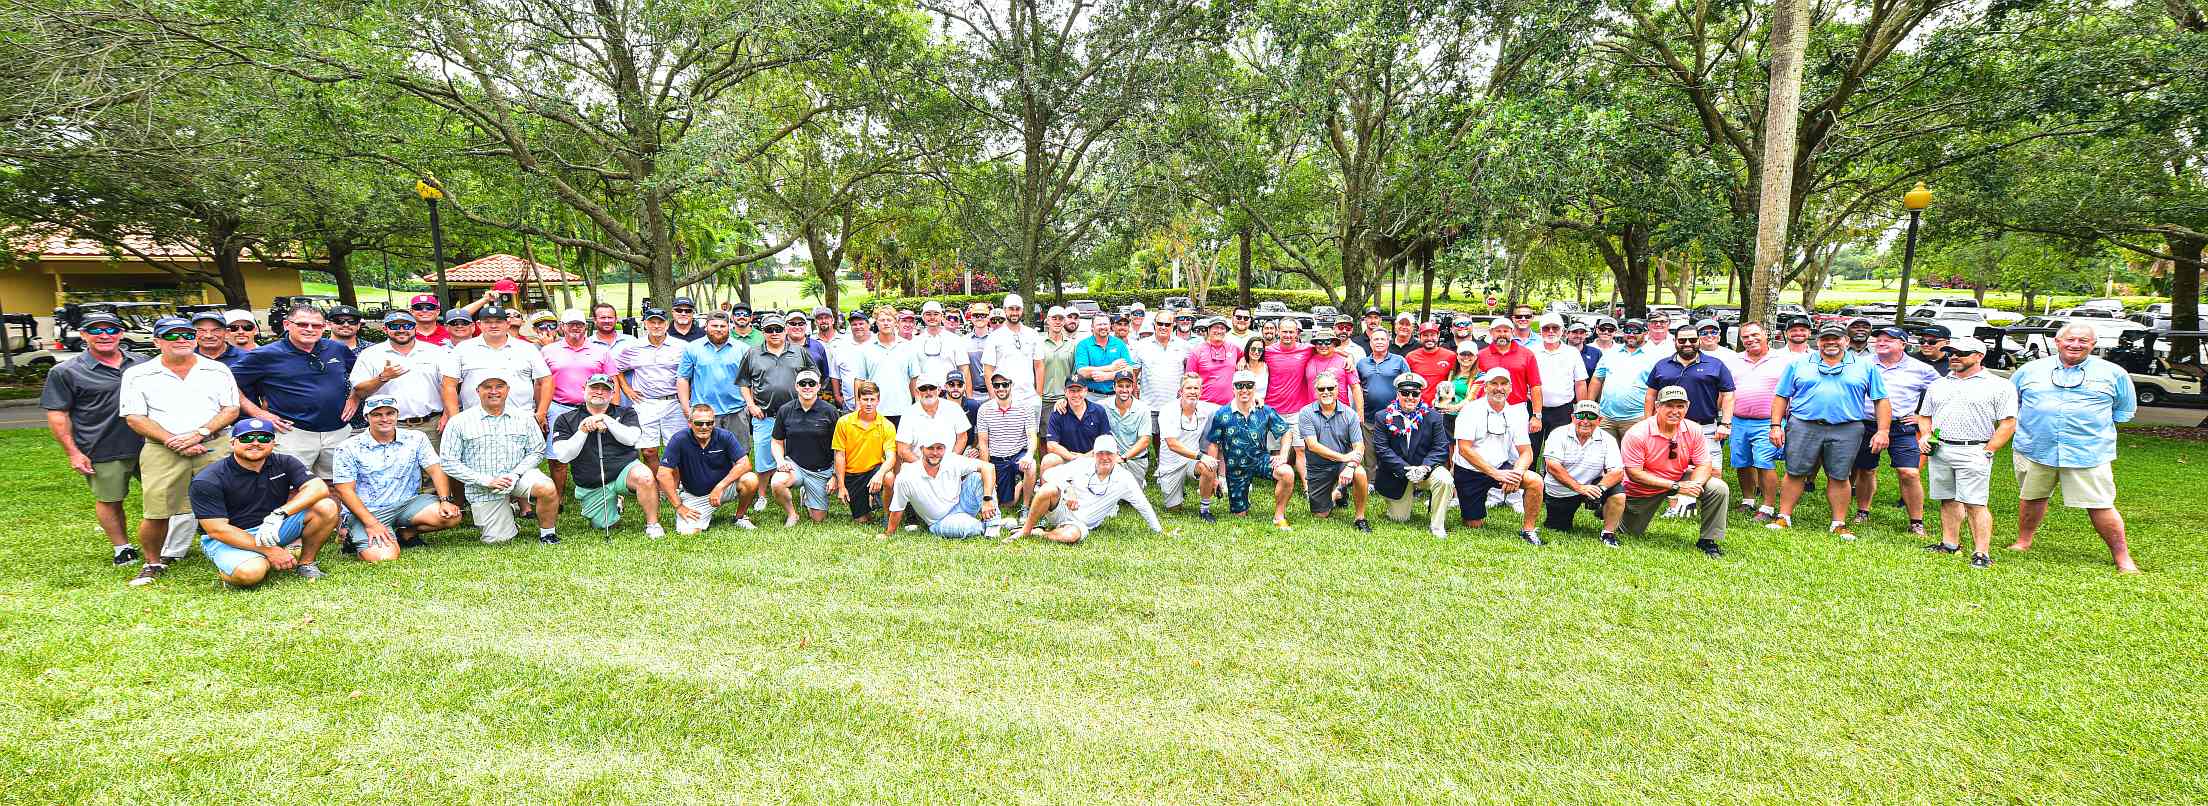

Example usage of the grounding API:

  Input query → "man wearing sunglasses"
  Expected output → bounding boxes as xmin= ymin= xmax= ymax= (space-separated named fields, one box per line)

xmin=550 ymin=375 xmax=661 ymax=537
xmin=665 ymin=297 xmax=705 ymax=342
xmin=229 ymin=305 xmax=357 ymax=480
xmin=658 ymin=403 xmax=760 ymax=534
xmin=909 ymin=301 xmax=969 ymax=383
xmin=442 ymin=309 xmax=478 ymax=344
xmin=1186 ymin=317 xmax=1241 ymax=405
xmin=1642 ymin=321 xmax=1736 ymax=468
xmin=729 ymin=303 xmax=764 ymax=348
xmin=1848 ymin=326 xmax=1940 ymax=534
xmin=980 ymin=293 xmax=1045 ymax=411
xmin=770 ymin=369 xmax=844 ymax=527
xmin=1452 ymin=368 xmax=1534 ymax=540
xmin=1225 ymin=308 xmax=1257 ymax=352
xmin=884 ymin=432 xmax=1002 ymax=539
xmin=407 ymin=294 xmax=454 ymax=346
xmin=351 ymin=310 xmax=450 ymax=447
xmin=974 ymin=370 xmax=1039 ymax=510
xmin=42 ymin=311 xmax=150 ymax=566
xmin=1369 ymin=374 xmax=1453 ymax=538
xmin=334 ymin=396 xmax=466 ymax=557
xmin=188 ymin=417 xmax=343 ymax=586
xmin=1525 ymin=401 xmax=1626 ymax=546
xmin=524 ymin=310 xmax=560 ymax=347
xmin=2008 ymin=322 xmax=2139 ymax=573
xmin=221 ymin=310 xmax=261 ymax=352
xmin=1132 ymin=306 xmax=1192 ymax=417
xmin=1767 ymin=323 xmax=1891 ymax=539
xmin=1008 ymin=435 xmax=1165 ymax=545
xmin=120 ymin=316 xmax=241 ymax=586
xmin=443 ymin=373 xmax=564 ymax=544
xmin=1909 ymin=324 xmax=1953 ymax=377
xmin=1914 ymin=336 xmax=2016 ymax=568
xmin=614 ymin=308 xmax=689 ymax=468
xmin=1588 ymin=318 xmax=1657 ymax=440
xmin=1299 ymin=374 xmax=1372 ymax=532
xmin=325 ymin=305 xmax=369 ymax=355
xmin=1200 ymin=370 xmax=1295 ymax=528
xmin=1403 ymin=322 xmax=1456 ymax=405
xmin=1156 ymin=375 xmax=1219 ymax=513
xmin=829 ymin=310 xmax=875 ymax=408
xmin=1619 ymin=387 xmax=1729 ymax=557
xmin=737 ymin=313 xmax=818 ymax=482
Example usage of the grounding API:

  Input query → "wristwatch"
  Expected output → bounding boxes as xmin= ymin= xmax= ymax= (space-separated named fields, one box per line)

xmin=193 ymin=427 xmax=211 ymax=438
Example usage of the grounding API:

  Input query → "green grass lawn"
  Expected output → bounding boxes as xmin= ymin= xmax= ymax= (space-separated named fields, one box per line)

xmin=3 ymin=427 xmax=2205 ymax=803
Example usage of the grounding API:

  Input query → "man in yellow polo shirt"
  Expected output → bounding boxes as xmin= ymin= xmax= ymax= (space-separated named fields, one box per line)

xmin=832 ymin=379 xmax=898 ymax=523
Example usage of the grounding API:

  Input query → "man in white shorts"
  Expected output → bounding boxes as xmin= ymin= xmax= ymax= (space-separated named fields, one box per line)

xmin=883 ymin=433 xmax=1001 ymax=539
xmin=1914 ymin=336 xmax=2017 ymax=568
xmin=1153 ymin=375 xmax=1217 ymax=511
xmin=1007 ymin=435 xmax=1165 ymax=544
xmin=657 ymin=404 xmax=760 ymax=534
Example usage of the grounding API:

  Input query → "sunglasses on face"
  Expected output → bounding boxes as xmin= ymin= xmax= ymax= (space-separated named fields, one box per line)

xmin=674 ymin=307 xmax=695 ymax=314
xmin=387 ymin=322 xmax=415 ymax=331
xmin=235 ymin=433 xmax=276 ymax=444
xmin=158 ymin=331 xmax=194 ymax=341
xmin=690 ymin=420 xmax=717 ymax=427
xmin=1233 ymin=382 xmax=1256 ymax=390
xmin=228 ymin=324 xmax=256 ymax=332
xmin=916 ymin=384 xmax=939 ymax=392
xmin=1573 ymin=412 xmax=1600 ymax=421
xmin=411 ymin=303 xmax=440 ymax=311
xmin=991 ymin=381 xmax=1011 ymax=389
xmin=796 ymin=380 xmax=818 ymax=387
xmin=762 ymin=325 xmax=785 ymax=334
xmin=1316 ymin=386 xmax=1338 ymax=393
xmin=331 ymin=318 xmax=361 ymax=326
xmin=534 ymin=323 xmax=557 ymax=331
xmin=83 ymin=326 xmax=122 ymax=336
xmin=291 ymin=322 xmax=327 ymax=329
xmin=1511 ymin=314 xmax=1532 ymax=319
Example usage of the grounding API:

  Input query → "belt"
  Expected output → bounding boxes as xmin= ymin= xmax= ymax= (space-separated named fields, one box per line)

xmin=635 ymin=395 xmax=677 ymax=401
xmin=1939 ymin=438 xmax=1988 ymax=446
xmin=398 ymin=415 xmax=437 ymax=426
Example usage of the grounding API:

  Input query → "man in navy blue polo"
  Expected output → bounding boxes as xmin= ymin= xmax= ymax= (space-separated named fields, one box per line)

xmin=1642 ymin=321 xmax=1736 ymax=464
xmin=190 ymin=417 xmax=344 ymax=587
xmin=231 ymin=305 xmax=357 ymax=479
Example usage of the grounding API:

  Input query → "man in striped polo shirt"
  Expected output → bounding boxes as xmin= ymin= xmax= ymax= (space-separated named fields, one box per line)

xmin=1913 ymin=337 xmax=2017 ymax=568
xmin=974 ymin=370 xmax=1040 ymax=510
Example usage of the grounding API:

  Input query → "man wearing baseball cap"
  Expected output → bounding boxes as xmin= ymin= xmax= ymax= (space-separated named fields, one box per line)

xmin=1402 ymin=321 xmax=1456 ymax=405
xmin=1452 ymin=367 xmax=1535 ymax=539
xmin=441 ymin=373 xmax=563 ymax=544
xmin=1530 ymin=313 xmax=1589 ymax=459
xmin=768 ymin=367 xmax=844 ymax=526
xmin=1200 ymin=369 xmax=1295 ymax=528
xmin=441 ymin=309 xmax=477 ymax=344
xmin=190 ymin=308 xmax=246 ymax=366
xmin=333 ymin=396 xmax=465 ymax=560
xmin=1008 ymin=435 xmax=1165 ymax=544
xmin=614 ymin=307 xmax=689 ymax=466
xmin=42 ymin=310 xmax=149 ymax=566
xmin=1524 ymin=400 xmax=1627 ymax=546
xmin=1617 ymin=387 xmax=1729 ymax=557
xmin=1909 ymin=324 xmax=1953 ymax=376
xmin=221 ymin=309 xmax=261 ymax=352
xmin=1767 ymin=322 xmax=1891 ymax=538
xmin=1474 ymin=318 xmax=1544 ymax=434
xmin=352 ymin=309 xmax=450 ymax=446
xmin=189 ymin=417 xmax=343 ymax=587
xmin=1849 ymin=325 xmax=1940 ymax=534
xmin=884 ymin=431 xmax=1002 ymax=539
xmin=541 ymin=308 xmax=619 ymax=491
xmin=664 ymin=297 xmax=705 ymax=342
xmin=1912 ymin=336 xmax=2016 ymax=568
xmin=1040 ymin=375 xmax=1110 ymax=475
xmin=407 ymin=294 xmax=454 ymax=346
xmin=551 ymin=373 xmax=661 ymax=537
xmin=439 ymin=304 xmax=554 ymax=435
xmin=119 ymin=316 xmax=240 ymax=586
xmin=1642 ymin=319 xmax=1736 ymax=466
xmin=1588 ymin=318 xmax=1658 ymax=440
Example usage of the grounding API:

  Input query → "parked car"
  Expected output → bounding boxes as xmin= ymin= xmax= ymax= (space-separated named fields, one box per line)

xmin=1692 ymin=305 xmax=1742 ymax=324
xmin=2073 ymin=298 xmax=2126 ymax=314
xmin=1161 ymin=296 xmax=1192 ymax=312
xmin=2143 ymin=302 xmax=2173 ymax=317
xmin=2129 ymin=313 xmax=2171 ymax=331
xmin=1067 ymin=299 xmax=1103 ymax=317
xmin=2001 ymin=314 xmax=2154 ymax=359
xmin=1544 ymin=300 xmax=1586 ymax=315
xmin=1838 ymin=304 xmax=1897 ymax=319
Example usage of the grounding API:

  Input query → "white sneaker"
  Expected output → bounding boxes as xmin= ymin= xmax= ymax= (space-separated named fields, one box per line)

xmin=904 ymin=524 xmax=919 ymax=532
xmin=644 ymin=523 xmax=666 ymax=539
xmin=783 ymin=513 xmax=799 ymax=528
xmin=734 ymin=517 xmax=756 ymax=530
xmin=985 ymin=523 xmax=1003 ymax=540
xmin=751 ymin=497 xmax=766 ymax=513
xmin=1429 ymin=525 xmax=1447 ymax=540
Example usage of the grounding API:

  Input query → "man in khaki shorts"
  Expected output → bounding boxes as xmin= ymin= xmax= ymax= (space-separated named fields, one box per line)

xmin=40 ymin=311 xmax=149 ymax=565
xmin=119 ymin=316 xmax=241 ymax=586
xmin=2007 ymin=323 xmax=2139 ymax=573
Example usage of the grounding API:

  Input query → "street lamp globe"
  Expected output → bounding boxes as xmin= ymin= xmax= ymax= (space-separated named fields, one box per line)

xmin=1903 ymin=181 xmax=1931 ymax=212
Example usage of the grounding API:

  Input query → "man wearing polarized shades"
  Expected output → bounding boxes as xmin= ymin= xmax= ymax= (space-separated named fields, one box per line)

xmin=42 ymin=311 xmax=150 ymax=566
xmin=119 ymin=316 xmax=241 ymax=587
xmin=188 ymin=418 xmax=343 ymax=587
xmin=736 ymin=314 xmax=817 ymax=482
xmin=351 ymin=310 xmax=449 ymax=446
xmin=770 ymin=369 xmax=843 ymax=526
xmin=1526 ymin=401 xmax=1626 ymax=546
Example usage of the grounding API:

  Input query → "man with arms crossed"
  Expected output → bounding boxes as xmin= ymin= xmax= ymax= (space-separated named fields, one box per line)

xmin=1154 ymin=375 xmax=1219 ymax=512
xmin=333 ymin=395 xmax=465 ymax=559
xmin=120 ymin=316 xmax=240 ymax=586
xmin=190 ymin=418 xmax=344 ymax=587
xmin=1913 ymin=337 xmax=2016 ymax=568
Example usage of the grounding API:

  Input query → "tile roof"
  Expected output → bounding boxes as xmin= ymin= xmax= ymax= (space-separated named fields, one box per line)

xmin=11 ymin=231 xmax=208 ymax=259
xmin=420 ymin=253 xmax=584 ymax=284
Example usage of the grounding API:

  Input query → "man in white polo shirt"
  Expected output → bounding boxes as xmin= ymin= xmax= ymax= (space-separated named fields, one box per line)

xmin=350 ymin=309 xmax=450 ymax=446
xmin=119 ymin=316 xmax=241 ymax=586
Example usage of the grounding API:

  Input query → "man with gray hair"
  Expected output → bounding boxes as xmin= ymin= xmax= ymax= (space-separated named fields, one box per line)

xmin=2007 ymin=321 xmax=2139 ymax=572
xmin=1006 ymin=435 xmax=1164 ymax=544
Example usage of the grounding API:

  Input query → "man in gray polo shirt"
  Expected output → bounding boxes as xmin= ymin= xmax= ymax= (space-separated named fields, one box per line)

xmin=736 ymin=313 xmax=817 ymax=477
xmin=1299 ymin=373 xmax=1371 ymax=531
xmin=42 ymin=311 xmax=150 ymax=564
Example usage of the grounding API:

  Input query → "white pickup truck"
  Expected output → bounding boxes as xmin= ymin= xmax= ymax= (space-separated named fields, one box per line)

xmin=1907 ymin=297 xmax=2013 ymax=323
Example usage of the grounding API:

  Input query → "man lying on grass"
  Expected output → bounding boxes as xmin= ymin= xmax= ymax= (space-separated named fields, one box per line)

xmin=189 ymin=417 xmax=343 ymax=587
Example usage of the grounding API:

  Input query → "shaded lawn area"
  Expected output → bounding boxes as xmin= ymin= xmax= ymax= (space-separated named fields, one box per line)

xmin=1 ymin=428 xmax=2203 ymax=803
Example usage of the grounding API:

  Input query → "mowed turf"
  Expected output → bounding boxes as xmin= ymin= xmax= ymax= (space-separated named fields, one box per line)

xmin=1 ymin=428 xmax=2204 ymax=804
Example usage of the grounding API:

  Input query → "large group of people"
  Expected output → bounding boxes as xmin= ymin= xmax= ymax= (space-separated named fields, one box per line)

xmin=40 ymin=291 xmax=2145 ymax=590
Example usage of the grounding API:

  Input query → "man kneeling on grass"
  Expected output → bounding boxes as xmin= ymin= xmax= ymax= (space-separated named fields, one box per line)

xmin=1007 ymin=435 xmax=1165 ymax=544
xmin=1523 ymin=400 xmax=1626 ymax=547
xmin=884 ymin=433 xmax=1002 ymax=539
xmin=332 ymin=395 xmax=464 ymax=562
xmin=657 ymin=404 xmax=760 ymax=535
xmin=442 ymin=374 xmax=563 ymax=544
xmin=551 ymin=374 xmax=663 ymax=538
xmin=190 ymin=418 xmax=343 ymax=587
xmin=1618 ymin=387 xmax=1729 ymax=558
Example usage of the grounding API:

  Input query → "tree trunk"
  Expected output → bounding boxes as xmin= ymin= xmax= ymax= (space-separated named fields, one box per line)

xmin=1419 ymin=245 xmax=1436 ymax=321
xmin=803 ymin=222 xmax=844 ymax=312
xmin=1746 ymin=0 xmax=1810 ymax=330
xmin=324 ymin=239 xmax=358 ymax=307
xmin=2169 ymin=232 xmax=2204 ymax=368
xmin=1237 ymin=224 xmax=1254 ymax=310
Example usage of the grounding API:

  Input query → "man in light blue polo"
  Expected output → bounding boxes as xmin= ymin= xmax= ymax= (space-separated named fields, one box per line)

xmin=1587 ymin=318 xmax=1657 ymax=440
xmin=1767 ymin=323 xmax=1889 ymax=539
xmin=2008 ymin=322 xmax=2138 ymax=573
xmin=675 ymin=311 xmax=750 ymax=433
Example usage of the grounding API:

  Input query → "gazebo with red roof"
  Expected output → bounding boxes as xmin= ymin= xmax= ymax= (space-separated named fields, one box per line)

xmin=419 ymin=254 xmax=585 ymax=308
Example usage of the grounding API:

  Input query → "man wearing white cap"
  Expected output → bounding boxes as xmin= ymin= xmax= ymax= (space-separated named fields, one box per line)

xmin=884 ymin=431 xmax=1001 ymax=539
xmin=333 ymin=394 xmax=465 ymax=560
xmin=540 ymin=308 xmax=619 ymax=493
xmin=1008 ymin=435 xmax=1164 ymax=544
xmin=550 ymin=374 xmax=661 ymax=537
xmin=907 ymin=300 xmax=969 ymax=385
xmin=1200 ymin=369 xmax=1295 ymax=528
xmin=1529 ymin=313 xmax=1589 ymax=459
xmin=1452 ymin=367 xmax=1534 ymax=538
xmin=440 ymin=304 xmax=553 ymax=433
xmin=982 ymin=293 xmax=1044 ymax=409
xmin=1038 ymin=306 xmax=1081 ymax=412
xmin=614 ymin=306 xmax=688 ymax=467
xmin=1913 ymin=336 xmax=2016 ymax=568
xmin=222 ymin=309 xmax=261 ymax=352
xmin=770 ymin=368 xmax=843 ymax=526
xmin=898 ymin=368 xmax=973 ymax=462
xmin=440 ymin=373 xmax=563 ymax=544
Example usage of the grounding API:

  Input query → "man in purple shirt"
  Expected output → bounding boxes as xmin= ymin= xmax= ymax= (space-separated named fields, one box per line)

xmin=615 ymin=307 xmax=689 ymax=468
xmin=1850 ymin=326 xmax=1941 ymax=534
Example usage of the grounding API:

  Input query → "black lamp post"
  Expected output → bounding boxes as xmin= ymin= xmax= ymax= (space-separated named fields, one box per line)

xmin=1894 ymin=181 xmax=1931 ymax=325
xmin=416 ymin=178 xmax=450 ymax=306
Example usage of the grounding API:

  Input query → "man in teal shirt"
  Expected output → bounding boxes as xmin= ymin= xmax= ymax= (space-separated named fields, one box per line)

xmin=1072 ymin=316 xmax=1132 ymax=403
xmin=2008 ymin=322 xmax=2138 ymax=572
xmin=1588 ymin=319 xmax=1656 ymax=439
xmin=675 ymin=312 xmax=751 ymax=433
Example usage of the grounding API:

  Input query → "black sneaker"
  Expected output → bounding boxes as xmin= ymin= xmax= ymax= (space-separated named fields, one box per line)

xmin=1599 ymin=533 xmax=1621 ymax=548
xmin=112 ymin=545 xmax=140 ymax=566
xmin=1923 ymin=542 xmax=1960 ymax=554
xmin=1695 ymin=538 xmax=1724 ymax=558
xmin=1970 ymin=552 xmax=1991 ymax=569
xmin=1519 ymin=530 xmax=1543 ymax=547
xmin=538 ymin=532 xmax=561 ymax=544
xmin=128 ymin=563 xmax=167 ymax=587
xmin=1199 ymin=504 xmax=1217 ymax=524
xmin=397 ymin=533 xmax=427 ymax=549
xmin=1353 ymin=518 xmax=1372 ymax=533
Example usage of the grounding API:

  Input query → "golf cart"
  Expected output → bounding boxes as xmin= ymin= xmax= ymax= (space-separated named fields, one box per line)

xmin=54 ymin=301 xmax=174 ymax=352
xmin=2109 ymin=331 xmax=2207 ymax=407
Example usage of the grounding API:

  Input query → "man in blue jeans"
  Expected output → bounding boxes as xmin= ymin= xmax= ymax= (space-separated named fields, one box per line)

xmin=883 ymin=433 xmax=1002 ymax=539
xmin=189 ymin=418 xmax=343 ymax=587
xmin=1768 ymin=323 xmax=1891 ymax=539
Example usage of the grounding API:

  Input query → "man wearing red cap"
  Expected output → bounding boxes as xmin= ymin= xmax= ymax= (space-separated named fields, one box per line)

xmin=406 ymin=291 xmax=492 ymax=347
xmin=1402 ymin=321 xmax=1457 ymax=404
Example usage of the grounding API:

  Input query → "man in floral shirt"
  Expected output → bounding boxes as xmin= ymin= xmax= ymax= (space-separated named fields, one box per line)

xmin=1202 ymin=370 xmax=1295 ymax=529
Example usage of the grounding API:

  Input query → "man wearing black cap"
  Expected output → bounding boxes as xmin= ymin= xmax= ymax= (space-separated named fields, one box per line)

xmin=1909 ymin=324 xmax=1953 ymax=376
xmin=1371 ymin=373 xmax=1454 ymax=538
xmin=729 ymin=303 xmax=764 ymax=348
xmin=550 ymin=374 xmax=660 ymax=537
xmin=1845 ymin=317 xmax=1875 ymax=358
xmin=666 ymin=297 xmax=704 ymax=342
xmin=769 ymin=368 xmax=844 ymax=526
xmin=736 ymin=313 xmax=817 ymax=482
xmin=1849 ymin=325 xmax=1939 ymax=534
xmin=1782 ymin=316 xmax=1815 ymax=356
xmin=42 ymin=310 xmax=149 ymax=565
xmin=325 ymin=304 xmax=368 ymax=355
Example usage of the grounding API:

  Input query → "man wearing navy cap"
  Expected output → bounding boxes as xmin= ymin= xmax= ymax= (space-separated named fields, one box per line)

xmin=230 ymin=304 xmax=359 ymax=479
xmin=442 ymin=309 xmax=478 ymax=343
xmin=190 ymin=309 xmax=246 ymax=365
xmin=615 ymin=307 xmax=689 ymax=467
xmin=42 ymin=310 xmax=149 ymax=565
xmin=729 ymin=303 xmax=764 ymax=347
xmin=1848 ymin=325 xmax=1940 ymax=534
xmin=120 ymin=316 xmax=241 ymax=586
xmin=769 ymin=368 xmax=844 ymax=526
xmin=439 ymin=304 xmax=553 ymax=434
xmin=333 ymin=396 xmax=464 ymax=560
xmin=666 ymin=297 xmax=704 ymax=342
xmin=1910 ymin=324 xmax=1953 ymax=376
xmin=325 ymin=304 xmax=368 ymax=354
xmin=189 ymin=418 xmax=343 ymax=587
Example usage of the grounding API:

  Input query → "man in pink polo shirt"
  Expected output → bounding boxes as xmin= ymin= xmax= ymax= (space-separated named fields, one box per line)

xmin=1619 ymin=387 xmax=1729 ymax=557
xmin=1262 ymin=318 xmax=1317 ymax=415
xmin=540 ymin=308 xmax=618 ymax=492
xmin=1719 ymin=321 xmax=1793 ymax=520
xmin=1185 ymin=317 xmax=1242 ymax=405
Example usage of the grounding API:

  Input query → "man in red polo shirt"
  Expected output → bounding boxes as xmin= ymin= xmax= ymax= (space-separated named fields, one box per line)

xmin=1618 ymin=386 xmax=1729 ymax=557
xmin=1402 ymin=321 xmax=1456 ymax=404
xmin=1474 ymin=317 xmax=1543 ymax=434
